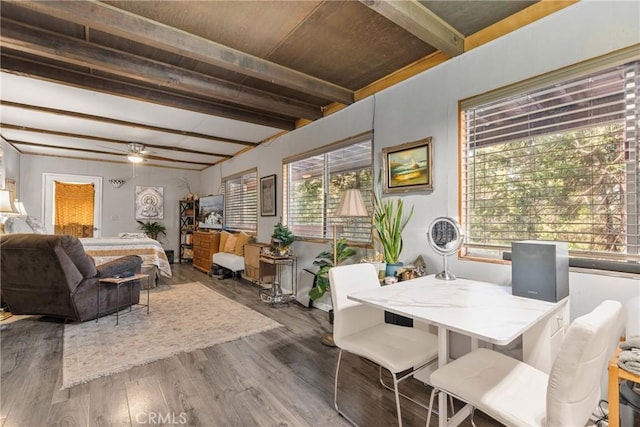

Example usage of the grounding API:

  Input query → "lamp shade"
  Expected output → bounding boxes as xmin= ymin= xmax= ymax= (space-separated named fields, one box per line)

xmin=0 ymin=190 xmax=16 ymax=214
xmin=14 ymin=200 xmax=27 ymax=216
xmin=336 ymin=189 xmax=368 ymax=217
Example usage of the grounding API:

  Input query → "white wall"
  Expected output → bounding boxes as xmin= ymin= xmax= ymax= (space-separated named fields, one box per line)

xmin=2 ymin=138 xmax=20 ymax=189
xmin=200 ymin=1 xmax=640 ymax=314
xmin=18 ymin=155 xmax=200 ymax=254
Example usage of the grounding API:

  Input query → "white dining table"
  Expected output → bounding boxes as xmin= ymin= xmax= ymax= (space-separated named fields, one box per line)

xmin=348 ymin=274 xmax=569 ymax=427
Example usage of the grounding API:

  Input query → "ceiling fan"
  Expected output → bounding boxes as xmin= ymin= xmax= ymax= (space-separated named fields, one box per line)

xmin=125 ymin=142 xmax=151 ymax=163
xmin=98 ymin=142 xmax=153 ymax=163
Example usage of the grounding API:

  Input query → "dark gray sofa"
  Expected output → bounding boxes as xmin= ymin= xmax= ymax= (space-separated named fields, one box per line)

xmin=0 ymin=233 xmax=143 ymax=322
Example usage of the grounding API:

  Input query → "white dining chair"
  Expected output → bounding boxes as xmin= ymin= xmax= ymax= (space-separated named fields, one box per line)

xmin=426 ymin=299 xmax=624 ymax=427
xmin=329 ymin=263 xmax=439 ymax=426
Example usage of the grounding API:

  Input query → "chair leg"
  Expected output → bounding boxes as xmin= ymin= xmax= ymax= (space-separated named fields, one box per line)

xmin=426 ymin=387 xmax=438 ymax=427
xmin=334 ymin=349 xmax=343 ymax=413
xmin=391 ymin=371 xmax=403 ymax=427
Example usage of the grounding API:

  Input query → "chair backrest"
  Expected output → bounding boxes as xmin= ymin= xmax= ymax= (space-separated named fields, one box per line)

xmin=545 ymin=300 xmax=623 ymax=426
xmin=329 ymin=263 xmax=384 ymax=347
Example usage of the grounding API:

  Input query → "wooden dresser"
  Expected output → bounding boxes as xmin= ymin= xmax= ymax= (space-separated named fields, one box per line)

xmin=193 ymin=231 xmax=220 ymax=273
xmin=243 ymin=242 xmax=275 ymax=284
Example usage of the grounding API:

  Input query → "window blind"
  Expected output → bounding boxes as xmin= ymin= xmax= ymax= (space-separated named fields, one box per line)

xmin=283 ymin=136 xmax=373 ymax=243
xmin=462 ymin=58 xmax=639 ymax=266
xmin=222 ymin=169 xmax=257 ymax=232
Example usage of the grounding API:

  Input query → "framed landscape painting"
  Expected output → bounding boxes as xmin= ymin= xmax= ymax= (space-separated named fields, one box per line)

xmin=382 ymin=137 xmax=433 ymax=194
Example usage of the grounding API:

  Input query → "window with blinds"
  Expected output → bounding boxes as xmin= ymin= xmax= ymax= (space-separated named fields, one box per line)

xmin=283 ymin=133 xmax=373 ymax=244
xmin=461 ymin=53 xmax=639 ymax=271
xmin=222 ymin=169 xmax=257 ymax=232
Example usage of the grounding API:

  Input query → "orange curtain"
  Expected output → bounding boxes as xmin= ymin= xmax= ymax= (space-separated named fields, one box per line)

xmin=54 ymin=181 xmax=95 ymax=237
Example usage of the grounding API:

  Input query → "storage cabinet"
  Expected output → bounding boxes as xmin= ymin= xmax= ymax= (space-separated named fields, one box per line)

xmin=243 ymin=242 xmax=275 ymax=284
xmin=193 ymin=231 xmax=220 ymax=273
xmin=179 ymin=200 xmax=198 ymax=263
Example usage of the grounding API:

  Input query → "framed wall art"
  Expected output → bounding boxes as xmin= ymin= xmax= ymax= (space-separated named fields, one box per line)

xmin=382 ymin=137 xmax=433 ymax=194
xmin=135 ymin=186 xmax=164 ymax=220
xmin=260 ymin=174 xmax=276 ymax=216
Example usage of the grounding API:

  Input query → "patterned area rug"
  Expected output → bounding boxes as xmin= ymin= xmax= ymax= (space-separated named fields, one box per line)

xmin=62 ymin=282 xmax=281 ymax=388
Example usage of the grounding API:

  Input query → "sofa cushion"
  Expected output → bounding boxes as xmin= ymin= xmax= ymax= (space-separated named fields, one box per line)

xmin=219 ymin=230 xmax=231 ymax=252
xmin=224 ymin=234 xmax=238 ymax=253
xmin=233 ymin=231 xmax=252 ymax=256
xmin=212 ymin=252 xmax=245 ymax=272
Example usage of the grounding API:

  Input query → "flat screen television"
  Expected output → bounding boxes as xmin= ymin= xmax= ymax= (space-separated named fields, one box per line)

xmin=198 ymin=194 xmax=224 ymax=230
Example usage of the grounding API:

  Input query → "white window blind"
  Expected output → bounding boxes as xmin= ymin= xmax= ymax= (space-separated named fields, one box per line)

xmin=461 ymin=57 xmax=639 ymax=269
xmin=283 ymin=134 xmax=373 ymax=243
xmin=222 ymin=169 xmax=257 ymax=232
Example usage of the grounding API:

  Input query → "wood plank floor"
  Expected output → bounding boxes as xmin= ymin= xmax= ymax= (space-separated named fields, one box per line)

xmin=1 ymin=264 xmax=501 ymax=427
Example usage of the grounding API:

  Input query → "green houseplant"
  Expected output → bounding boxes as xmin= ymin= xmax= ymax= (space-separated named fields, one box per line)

xmin=137 ymin=220 xmax=167 ymax=242
xmin=373 ymin=173 xmax=414 ymax=269
xmin=308 ymin=238 xmax=356 ymax=302
xmin=271 ymin=222 xmax=295 ymax=255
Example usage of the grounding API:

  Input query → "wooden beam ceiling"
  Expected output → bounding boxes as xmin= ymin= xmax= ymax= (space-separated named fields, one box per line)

xmin=0 ymin=19 xmax=323 ymax=120
xmin=0 ymin=100 xmax=257 ymax=147
xmin=0 ymin=124 xmax=234 ymax=159
xmin=0 ymin=55 xmax=296 ymax=130
xmin=5 ymin=0 xmax=355 ymax=105
xmin=361 ymin=0 xmax=464 ymax=57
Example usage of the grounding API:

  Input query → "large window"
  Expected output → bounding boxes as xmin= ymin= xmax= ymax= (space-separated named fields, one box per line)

xmin=283 ymin=132 xmax=373 ymax=244
xmin=461 ymin=51 xmax=639 ymax=271
xmin=222 ymin=169 xmax=257 ymax=233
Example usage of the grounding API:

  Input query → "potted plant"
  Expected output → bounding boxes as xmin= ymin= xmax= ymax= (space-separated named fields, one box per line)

xmin=308 ymin=238 xmax=356 ymax=302
xmin=137 ymin=220 xmax=167 ymax=242
xmin=271 ymin=222 xmax=295 ymax=256
xmin=373 ymin=173 xmax=414 ymax=277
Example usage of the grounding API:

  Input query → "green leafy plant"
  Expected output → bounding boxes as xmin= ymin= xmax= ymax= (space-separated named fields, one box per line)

xmin=136 ymin=220 xmax=167 ymax=242
xmin=309 ymin=238 xmax=356 ymax=301
xmin=271 ymin=222 xmax=295 ymax=248
xmin=373 ymin=172 xmax=414 ymax=264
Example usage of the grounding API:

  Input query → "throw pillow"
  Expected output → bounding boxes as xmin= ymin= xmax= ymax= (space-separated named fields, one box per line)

xmin=233 ymin=231 xmax=252 ymax=256
xmin=224 ymin=234 xmax=238 ymax=253
xmin=4 ymin=217 xmax=34 ymax=234
xmin=25 ymin=216 xmax=47 ymax=234
xmin=219 ymin=230 xmax=231 ymax=253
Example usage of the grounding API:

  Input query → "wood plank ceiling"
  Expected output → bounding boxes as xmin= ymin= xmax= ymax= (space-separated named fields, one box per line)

xmin=0 ymin=0 xmax=573 ymax=170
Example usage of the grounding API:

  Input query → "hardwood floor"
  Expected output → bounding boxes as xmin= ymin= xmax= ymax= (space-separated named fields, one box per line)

xmin=1 ymin=264 xmax=500 ymax=427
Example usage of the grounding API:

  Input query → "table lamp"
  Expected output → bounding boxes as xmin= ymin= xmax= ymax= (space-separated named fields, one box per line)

xmin=332 ymin=188 xmax=369 ymax=264
xmin=322 ymin=188 xmax=369 ymax=347
xmin=0 ymin=189 xmax=16 ymax=215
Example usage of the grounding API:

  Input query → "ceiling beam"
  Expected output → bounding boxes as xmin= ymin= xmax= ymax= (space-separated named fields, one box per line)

xmin=0 ymin=19 xmax=322 ymax=120
xmin=6 ymin=0 xmax=354 ymax=105
xmin=0 ymin=100 xmax=256 ymax=148
xmin=4 ymin=139 xmax=215 ymax=166
xmin=0 ymin=123 xmax=233 ymax=159
xmin=360 ymin=0 xmax=464 ymax=57
xmin=0 ymin=55 xmax=296 ymax=130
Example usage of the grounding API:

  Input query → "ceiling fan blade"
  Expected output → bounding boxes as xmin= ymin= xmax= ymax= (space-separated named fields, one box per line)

xmin=96 ymin=144 xmax=127 ymax=153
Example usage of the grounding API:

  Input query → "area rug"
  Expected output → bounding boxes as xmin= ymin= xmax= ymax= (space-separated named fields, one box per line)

xmin=62 ymin=282 xmax=281 ymax=388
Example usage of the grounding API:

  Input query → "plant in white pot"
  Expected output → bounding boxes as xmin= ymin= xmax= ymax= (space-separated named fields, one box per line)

xmin=373 ymin=173 xmax=414 ymax=277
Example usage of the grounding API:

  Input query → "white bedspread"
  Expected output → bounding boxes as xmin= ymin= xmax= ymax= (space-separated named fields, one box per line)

xmin=80 ymin=236 xmax=172 ymax=278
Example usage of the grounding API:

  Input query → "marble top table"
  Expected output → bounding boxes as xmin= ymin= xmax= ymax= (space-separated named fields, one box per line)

xmin=348 ymin=274 xmax=568 ymax=427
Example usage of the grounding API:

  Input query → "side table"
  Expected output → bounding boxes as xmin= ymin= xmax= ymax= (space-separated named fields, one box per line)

xmin=98 ymin=273 xmax=150 ymax=325
xmin=608 ymin=346 xmax=640 ymax=427
xmin=258 ymin=255 xmax=297 ymax=306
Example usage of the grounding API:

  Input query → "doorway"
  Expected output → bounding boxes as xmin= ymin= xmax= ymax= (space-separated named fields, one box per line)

xmin=42 ymin=173 xmax=103 ymax=237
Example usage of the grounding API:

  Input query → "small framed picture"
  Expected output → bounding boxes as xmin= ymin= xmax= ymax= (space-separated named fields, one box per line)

xmin=382 ymin=137 xmax=433 ymax=193
xmin=260 ymin=174 xmax=276 ymax=216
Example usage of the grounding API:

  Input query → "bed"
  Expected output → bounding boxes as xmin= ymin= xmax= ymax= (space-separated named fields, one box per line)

xmin=80 ymin=235 xmax=172 ymax=285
